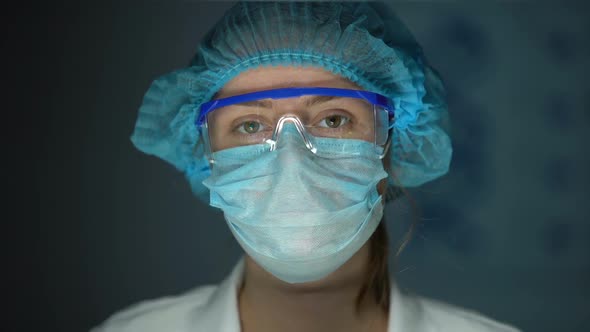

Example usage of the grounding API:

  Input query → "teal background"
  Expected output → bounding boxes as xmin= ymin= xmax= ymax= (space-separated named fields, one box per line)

xmin=15 ymin=1 xmax=589 ymax=331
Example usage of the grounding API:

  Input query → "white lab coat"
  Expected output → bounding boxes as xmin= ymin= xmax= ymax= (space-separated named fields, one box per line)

xmin=92 ymin=258 xmax=520 ymax=332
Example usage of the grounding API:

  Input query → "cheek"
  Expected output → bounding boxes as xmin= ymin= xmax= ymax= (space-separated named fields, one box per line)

xmin=211 ymin=130 xmax=225 ymax=152
xmin=208 ymin=118 xmax=233 ymax=152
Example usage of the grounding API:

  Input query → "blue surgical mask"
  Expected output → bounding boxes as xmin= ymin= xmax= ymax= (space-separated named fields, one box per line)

xmin=202 ymin=126 xmax=388 ymax=283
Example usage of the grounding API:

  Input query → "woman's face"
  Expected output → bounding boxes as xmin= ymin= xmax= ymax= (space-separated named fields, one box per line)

xmin=208 ymin=66 xmax=390 ymax=285
xmin=209 ymin=65 xmax=390 ymax=197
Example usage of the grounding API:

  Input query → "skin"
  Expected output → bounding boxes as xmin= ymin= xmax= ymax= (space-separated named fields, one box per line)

xmin=214 ymin=66 xmax=389 ymax=332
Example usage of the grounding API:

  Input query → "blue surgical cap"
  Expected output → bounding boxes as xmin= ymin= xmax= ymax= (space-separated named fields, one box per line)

xmin=131 ymin=1 xmax=452 ymax=202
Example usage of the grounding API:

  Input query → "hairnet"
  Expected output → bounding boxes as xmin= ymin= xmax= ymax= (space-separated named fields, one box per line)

xmin=130 ymin=1 xmax=452 ymax=202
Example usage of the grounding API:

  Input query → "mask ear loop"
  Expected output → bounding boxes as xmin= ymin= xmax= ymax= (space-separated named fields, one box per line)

xmin=267 ymin=115 xmax=318 ymax=154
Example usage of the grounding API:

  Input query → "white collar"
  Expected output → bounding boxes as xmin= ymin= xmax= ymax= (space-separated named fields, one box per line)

xmin=194 ymin=258 xmax=426 ymax=332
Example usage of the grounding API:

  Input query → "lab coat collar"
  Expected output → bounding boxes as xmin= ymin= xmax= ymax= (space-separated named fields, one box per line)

xmin=194 ymin=258 xmax=426 ymax=332
xmin=190 ymin=259 xmax=244 ymax=331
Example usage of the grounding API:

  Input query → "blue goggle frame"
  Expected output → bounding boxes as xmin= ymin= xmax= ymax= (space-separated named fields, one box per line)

xmin=195 ymin=87 xmax=394 ymax=127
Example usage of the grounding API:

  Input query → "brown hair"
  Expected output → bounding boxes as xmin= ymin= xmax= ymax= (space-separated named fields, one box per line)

xmin=355 ymin=185 xmax=418 ymax=313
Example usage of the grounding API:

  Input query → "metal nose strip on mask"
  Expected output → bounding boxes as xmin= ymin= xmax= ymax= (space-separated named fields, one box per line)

xmin=265 ymin=116 xmax=318 ymax=154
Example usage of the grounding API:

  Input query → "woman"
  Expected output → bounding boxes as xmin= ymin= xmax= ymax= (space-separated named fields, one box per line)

xmin=93 ymin=2 xmax=520 ymax=331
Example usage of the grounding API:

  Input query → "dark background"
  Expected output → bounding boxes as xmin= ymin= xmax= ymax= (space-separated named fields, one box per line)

xmin=10 ymin=1 xmax=589 ymax=331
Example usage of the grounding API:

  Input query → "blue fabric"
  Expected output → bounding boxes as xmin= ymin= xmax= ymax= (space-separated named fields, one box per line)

xmin=130 ymin=1 xmax=452 ymax=202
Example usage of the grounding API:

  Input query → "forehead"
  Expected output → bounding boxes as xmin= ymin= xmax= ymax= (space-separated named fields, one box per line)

xmin=216 ymin=66 xmax=361 ymax=99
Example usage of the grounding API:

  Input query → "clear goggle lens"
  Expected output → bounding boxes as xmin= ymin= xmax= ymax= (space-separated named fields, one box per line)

xmin=196 ymin=87 xmax=394 ymax=161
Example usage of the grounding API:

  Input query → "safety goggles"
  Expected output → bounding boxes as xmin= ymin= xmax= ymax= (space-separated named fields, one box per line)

xmin=196 ymin=87 xmax=395 ymax=162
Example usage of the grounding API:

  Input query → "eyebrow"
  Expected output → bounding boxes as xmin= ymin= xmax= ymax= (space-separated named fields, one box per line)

xmin=236 ymin=95 xmax=339 ymax=108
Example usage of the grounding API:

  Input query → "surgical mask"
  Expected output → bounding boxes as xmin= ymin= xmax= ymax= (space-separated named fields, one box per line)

xmin=202 ymin=123 xmax=388 ymax=283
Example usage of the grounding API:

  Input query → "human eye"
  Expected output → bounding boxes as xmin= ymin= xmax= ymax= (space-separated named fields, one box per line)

xmin=317 ymin=114 xmax=350 ymax=129
xmin=236 ymin=120 xmax=266 ymax=134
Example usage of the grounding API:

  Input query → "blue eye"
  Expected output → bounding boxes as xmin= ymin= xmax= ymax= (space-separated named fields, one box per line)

xmin=318 ymin=115 xmax=350 ymax=128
